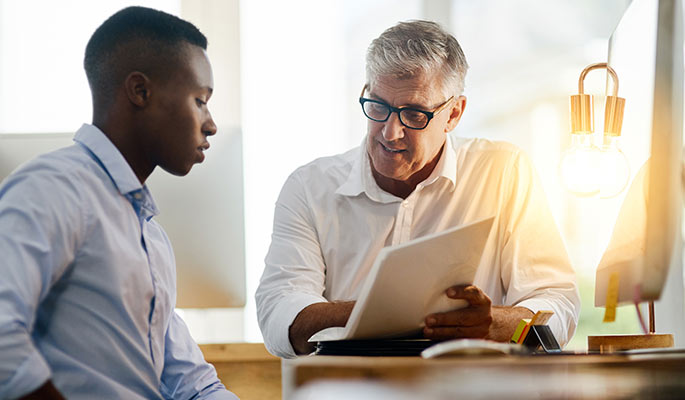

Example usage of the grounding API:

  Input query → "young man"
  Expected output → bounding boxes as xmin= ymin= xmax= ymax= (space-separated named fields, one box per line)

xmin=256 ymin=20 xmax=580 ymax=358
xmin=0 ymin=7 xmax=237 ymax=399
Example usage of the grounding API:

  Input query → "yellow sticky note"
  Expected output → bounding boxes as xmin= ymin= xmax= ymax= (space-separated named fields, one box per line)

xmin=603 ymin=272 xmax=620 ymax=322
xmin=511 ymin=318 xmax=530 ymax=343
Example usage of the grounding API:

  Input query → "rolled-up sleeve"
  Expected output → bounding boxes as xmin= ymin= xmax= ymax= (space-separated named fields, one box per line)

xmin=499 ymin=151 xmax=581 ymax=347
xmin=256 ymin=171 xmax=328 ymax=359
xmin=160 ymin=312 xmax=238 ymax=400
xmin=0 ymin=169 xmax=84 ymax=398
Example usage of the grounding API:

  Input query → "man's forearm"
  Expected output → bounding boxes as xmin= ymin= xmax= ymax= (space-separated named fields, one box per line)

xmin=486 ymin=306 xmax=534 ymax=342
xmin=289 ymin=301 xmax=354 ymax=355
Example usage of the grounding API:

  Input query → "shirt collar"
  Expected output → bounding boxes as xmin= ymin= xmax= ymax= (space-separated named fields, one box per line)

xmin=335 ymin=133 xmax=458 ymax=202
xmin=335 ymin=140 xmax=367 ymax=198
xmin=419 ymin=133 xmax=457 ymax=190
xmin=73 ymin=123 xmax=159 ymax=217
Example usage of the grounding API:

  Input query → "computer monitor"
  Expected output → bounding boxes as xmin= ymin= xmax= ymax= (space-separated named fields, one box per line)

xmin=0 ymin=127 xmax=245 ymax=309
xmin=594 ymin=0 xmax=683 ymax=321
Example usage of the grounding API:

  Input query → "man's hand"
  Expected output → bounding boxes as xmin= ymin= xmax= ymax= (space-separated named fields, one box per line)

xmin=289 ymin=301 xmax=355 ymax=355
xmin=423 ymin=284 xmax=535 ymax=342
xmin=20 ymin=381 xmax=66 ymax=400
xmin=423 ymin=284 xmax=493 ymax=340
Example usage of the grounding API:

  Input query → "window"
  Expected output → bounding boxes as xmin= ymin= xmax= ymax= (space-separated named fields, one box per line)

xmin=0 ymin=0 xmax=181 ymax=133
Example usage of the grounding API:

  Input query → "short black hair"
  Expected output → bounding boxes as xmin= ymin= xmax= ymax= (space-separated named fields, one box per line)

xmin=84 ymin=6 xmax=207 ymax=108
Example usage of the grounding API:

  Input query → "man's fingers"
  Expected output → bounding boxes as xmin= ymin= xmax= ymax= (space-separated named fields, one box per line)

xmin=423 ymin=324 xmax=490 ymax=341
xmin=446 ymin=284 xmax=491 ymax=307
xmin=421 ymin=284 xmax=493 ymax=340
xmin=425 ymin=307 xmax=492 ymax=328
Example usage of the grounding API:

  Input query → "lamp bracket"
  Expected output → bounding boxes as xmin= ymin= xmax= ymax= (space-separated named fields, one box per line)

xmin=570 ymin=63 xmax=625 ymax=136
xmin=578 ymin=62 xmax=620 ymax=97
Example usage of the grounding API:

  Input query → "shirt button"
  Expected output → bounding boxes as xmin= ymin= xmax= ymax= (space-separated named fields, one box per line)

xmin=402 ymin=200 xmax=409 ymax=207
xmin=134 ymin=193 xmax=143 ymax=200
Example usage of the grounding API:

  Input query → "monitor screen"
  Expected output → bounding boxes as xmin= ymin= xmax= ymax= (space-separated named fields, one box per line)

xmin=595 ymin=0 xmax=683 ymax=307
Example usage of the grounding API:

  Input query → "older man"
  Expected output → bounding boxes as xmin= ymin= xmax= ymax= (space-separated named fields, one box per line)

xmin=0 ymin=7 xmax=237 ymax=399
xmin=256 ymin=20 xmax=580 ymax=358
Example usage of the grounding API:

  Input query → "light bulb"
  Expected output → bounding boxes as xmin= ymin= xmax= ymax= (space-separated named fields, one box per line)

xmin=559 ymin=133 xmax=601 ymax=196
xmin=598 ymin=135 xmax=630 ymax=198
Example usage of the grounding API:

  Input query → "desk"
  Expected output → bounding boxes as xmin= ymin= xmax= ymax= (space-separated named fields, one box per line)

xmin=283 ymin=352 xmax=685 ymax=399
xmin=200 ymin=343 xmax=281 ymax=400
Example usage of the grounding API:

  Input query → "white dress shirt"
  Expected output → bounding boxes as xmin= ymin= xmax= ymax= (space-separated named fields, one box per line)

xmin=256 ymin=132 xmax=580 ymax=358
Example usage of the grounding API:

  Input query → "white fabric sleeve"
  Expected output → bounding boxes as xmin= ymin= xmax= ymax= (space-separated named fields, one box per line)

xmin=256 ymin=171 xmax=328 ymax=359
xmin=0 ymin=168 xmax=85 ymax=398
xmin=498 ymin=151 xmax=581 ymax=347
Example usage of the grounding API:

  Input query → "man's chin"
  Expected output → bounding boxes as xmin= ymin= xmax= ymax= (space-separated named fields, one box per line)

xmin=160 ymin=164 xmax=193 ymax=177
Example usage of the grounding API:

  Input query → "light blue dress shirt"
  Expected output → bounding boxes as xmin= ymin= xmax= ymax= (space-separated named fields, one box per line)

xmin=0 ymin=124 xmax=237 ymax=399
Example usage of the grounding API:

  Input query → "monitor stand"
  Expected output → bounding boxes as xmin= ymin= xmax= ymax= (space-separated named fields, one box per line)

xmin=587 ymin=301 xmax=674 ymax=352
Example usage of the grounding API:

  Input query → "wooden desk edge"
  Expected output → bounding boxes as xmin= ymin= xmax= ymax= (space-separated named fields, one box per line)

xmin=199 ymin=342 xmax=280 ymax=363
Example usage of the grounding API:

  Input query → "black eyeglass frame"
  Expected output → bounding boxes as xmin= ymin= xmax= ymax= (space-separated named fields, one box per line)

xmin=358 ymin=84 xmax=454 ymax=130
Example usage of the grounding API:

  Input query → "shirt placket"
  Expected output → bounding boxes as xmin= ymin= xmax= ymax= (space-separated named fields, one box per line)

xmin=131 ymin=191 xmax=160 ymax=367
xmin=391 ymin=197 xmax=415 ymax=246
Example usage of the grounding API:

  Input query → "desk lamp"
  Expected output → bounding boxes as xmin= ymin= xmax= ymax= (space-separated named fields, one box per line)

xmin=559 ymin=63 xmax=630 ymax=198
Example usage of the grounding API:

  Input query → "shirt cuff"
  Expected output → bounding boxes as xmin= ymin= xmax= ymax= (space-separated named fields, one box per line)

xmin=265 ymin=293 xmax=327 ymax=358
xmin=0 ymin=350 xmax=52 ymax=399
xmin=198 ymin=385 xmax=240 ymax=400
xmin=515 ymin=298 xmax=570 ymax=347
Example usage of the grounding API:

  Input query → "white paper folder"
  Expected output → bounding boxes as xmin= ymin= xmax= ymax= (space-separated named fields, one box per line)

xmin=309 ymin=216 xmax=495 ymax=342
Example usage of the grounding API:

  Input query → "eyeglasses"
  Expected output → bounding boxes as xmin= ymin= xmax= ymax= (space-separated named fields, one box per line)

xmin=359 ymin=84 xmax=454 ymax=130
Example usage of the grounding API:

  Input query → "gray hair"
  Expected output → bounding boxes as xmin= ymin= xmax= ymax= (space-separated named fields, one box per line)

xmin=366 ymin=20 xmax=468 ymax=98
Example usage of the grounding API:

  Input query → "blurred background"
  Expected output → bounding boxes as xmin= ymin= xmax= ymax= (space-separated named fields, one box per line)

xmin=0 ymin=0 xmax=649 ymax=350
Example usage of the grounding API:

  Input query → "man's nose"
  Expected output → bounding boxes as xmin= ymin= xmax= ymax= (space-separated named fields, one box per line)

xmin=203 ymin=112 xmax=217 ymax=136
xmin=382 ymin=112 xmax=404 ymax=141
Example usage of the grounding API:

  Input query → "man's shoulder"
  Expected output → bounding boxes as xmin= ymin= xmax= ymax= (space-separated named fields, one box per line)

xmin=450 ymin=133 xmax=524 ymax=160
xmin=11 ymin=145 xmax=89 ymax=176
xmin=448 ymin=134 xmax=534 ymax=181
xmin=0 ymin=146 xmax=97 ymax=238
xmin=290 ymin=146 xmax=359 ymax=183
xmin=1 ymin=145 xmax=98 ymax=198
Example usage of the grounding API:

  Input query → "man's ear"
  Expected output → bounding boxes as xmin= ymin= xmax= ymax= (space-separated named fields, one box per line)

xmin=445 ymin=95 xmax=467 ymax=132
xmin=124 ymin=71 xmax=151 ymax=108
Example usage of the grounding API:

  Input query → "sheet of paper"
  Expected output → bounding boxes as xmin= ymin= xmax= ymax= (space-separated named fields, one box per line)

xmin=310 ymin=216 xmax=495 ymax=342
